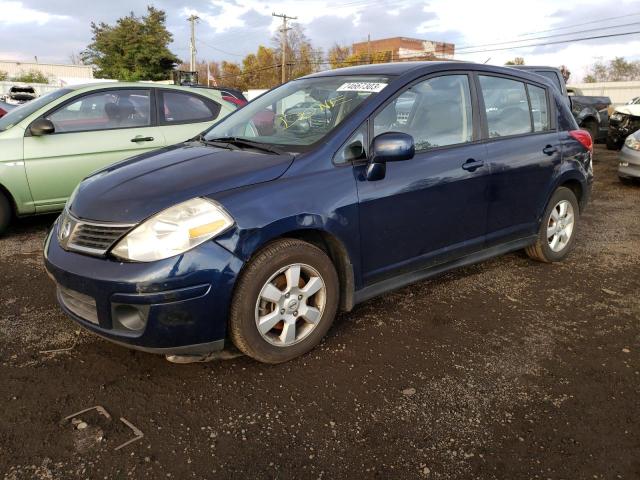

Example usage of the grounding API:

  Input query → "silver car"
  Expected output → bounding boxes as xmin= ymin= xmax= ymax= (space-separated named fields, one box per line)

xmin=619 ymin=130 xmax=640 ymax=182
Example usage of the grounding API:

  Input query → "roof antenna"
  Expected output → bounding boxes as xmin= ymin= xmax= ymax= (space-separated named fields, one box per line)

xmin=483 ymin=57 xmax=491 ymax=64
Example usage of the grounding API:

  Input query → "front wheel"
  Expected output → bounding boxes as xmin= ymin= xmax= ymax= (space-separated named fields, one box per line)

xmin=229 ymin=238 xmax=339 ymax=364
xmin=0 ymin=193 xmax=11 ymax=235
xmin=526 ymin=187 xmax=579 ymax=263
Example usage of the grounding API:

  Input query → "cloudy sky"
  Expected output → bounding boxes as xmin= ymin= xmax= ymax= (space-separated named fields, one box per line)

xmin=1 ymin=0 xmax=640 ymax=81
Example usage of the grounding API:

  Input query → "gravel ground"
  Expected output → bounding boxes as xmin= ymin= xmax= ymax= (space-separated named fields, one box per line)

xmin=1 ymin=145 xmax=639 ymax=479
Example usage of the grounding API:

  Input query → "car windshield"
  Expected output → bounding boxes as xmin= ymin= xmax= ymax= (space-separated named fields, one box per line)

xmin=204 ymin=75 xmax=391 ymax=151
xmin=0 ymin=88 xmax=71 ymax=132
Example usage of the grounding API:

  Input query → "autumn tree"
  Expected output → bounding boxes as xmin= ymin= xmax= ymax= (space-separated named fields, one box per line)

xmin=328 ymin=44 xmax=352 ymax=69
xmin=272 ymin=23 xmax=321 ymax=83
xmin=505 ymin=57 xmax=525 ymax=65
xmin=583 ymin=57 xmax=640 ymax=82
xmin=81 ymin=6 xmax=180 ymax=81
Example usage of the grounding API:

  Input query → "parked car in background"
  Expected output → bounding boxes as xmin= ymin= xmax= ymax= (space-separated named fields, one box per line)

xmin=607 ymin=102 xmax=640 ymax=150
xmin=44 ymin=62 xmax=593 ymax=364
xmin=0 ymin=100 xmax=16 ymax=118
xmin=511 ymin=66 xmax=611 ymax=142
xmin=1 ymin=85 xmax=37 ymax=105
xmin=0 ymin=83 xmax=235 ymax=233
xmin=618 ymin=129 xmax=640 ymax=183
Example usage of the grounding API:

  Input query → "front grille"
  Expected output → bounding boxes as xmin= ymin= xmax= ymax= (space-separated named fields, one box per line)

xmin=58 ymin=211 xmax=134 ymax=256
xmin=58 ymin=286 xmax=99 ymax=324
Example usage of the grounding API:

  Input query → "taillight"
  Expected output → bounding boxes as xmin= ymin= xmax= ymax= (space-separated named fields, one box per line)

xmin=569 ymin=130 xmax=593 ymax=153
xmin=0 ymin=107 xmax=6 ymax=118
xmin=222 ymin=96 xmax=247 ymax=107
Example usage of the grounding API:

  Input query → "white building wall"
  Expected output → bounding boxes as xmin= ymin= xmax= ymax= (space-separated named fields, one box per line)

xmin=569 ymin=81 xmax=640 ymax=106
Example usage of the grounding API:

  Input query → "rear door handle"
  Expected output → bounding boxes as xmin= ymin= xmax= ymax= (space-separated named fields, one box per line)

xmin=461 ymin=159 xmax=485 ymax=172
xmin=131 ymin=136 xmax=154 ymax=143
xmin=543 ymin=145 xmax=558 ymax=155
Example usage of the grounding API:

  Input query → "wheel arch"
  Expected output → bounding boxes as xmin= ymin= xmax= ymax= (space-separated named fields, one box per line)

xmin=239 ymin=228 xmax=356 ymax=313
xmin=544 ymin=172 xmax=588 ymax=217
xmin=0 ymin=181 xmax=17 ymax=217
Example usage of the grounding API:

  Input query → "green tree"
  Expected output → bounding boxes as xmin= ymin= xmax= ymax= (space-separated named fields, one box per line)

xmin=0 ymin=70 xmax=8 ymax=81
xmin=12 ymin=70 xmax=49 ymax=83
xmin=505 ymin=57 xmax=525 ymax=65
xmin=584 ymin=57 xmax=640 ymax=82
xmin=81 ymin=6 xmax=180 ymax=81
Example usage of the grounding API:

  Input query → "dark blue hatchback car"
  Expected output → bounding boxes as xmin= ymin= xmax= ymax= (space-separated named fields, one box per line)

xmin=44 ymin=62 xmax=593 ymax=363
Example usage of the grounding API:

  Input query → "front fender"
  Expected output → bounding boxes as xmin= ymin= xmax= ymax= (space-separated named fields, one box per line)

xmin=0 ymin=133 xmax=35 ymax=215
xmin=211 ymin=165 xmax=363 ymax=288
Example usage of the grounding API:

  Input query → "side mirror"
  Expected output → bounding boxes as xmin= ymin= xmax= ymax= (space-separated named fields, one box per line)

xmin=366 ymin=132 xmax=415 ymax=181
xmin=30 ymin=118 xmax=55 ymax=136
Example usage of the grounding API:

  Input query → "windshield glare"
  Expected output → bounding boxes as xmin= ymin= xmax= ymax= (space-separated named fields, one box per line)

xmin=204 ymin=76 xmax=390 ymax=150
xmin=0 ymin=88 xmax=72 ymax=132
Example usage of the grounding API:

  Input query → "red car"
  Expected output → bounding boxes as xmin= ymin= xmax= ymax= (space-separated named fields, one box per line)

xmin=0 ymin=101 xmax=16 ymax=118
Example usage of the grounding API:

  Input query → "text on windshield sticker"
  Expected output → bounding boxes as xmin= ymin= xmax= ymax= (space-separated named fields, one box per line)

xmin=337 ymin=82 xmax=387 ymax=93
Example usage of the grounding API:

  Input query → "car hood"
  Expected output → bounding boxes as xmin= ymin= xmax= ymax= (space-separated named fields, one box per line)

xmin=614 ymin=105 xmax=640 ymax=116
xmin=70 ymin=142 xmax=295 ymax=223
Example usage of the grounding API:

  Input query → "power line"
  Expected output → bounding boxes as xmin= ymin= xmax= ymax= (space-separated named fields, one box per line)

xmin=455 ymin=29 xmax=640 ymax=55
xmin=455 ymin=21 xmax=640 ymax=51
xmin=197 ymin=39 xmax=245 ymax=57
xmin=517 ymin=11 xmax=640 ymax=37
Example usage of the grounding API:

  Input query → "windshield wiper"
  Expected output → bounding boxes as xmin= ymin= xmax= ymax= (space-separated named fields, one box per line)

xmin=205 ymin=137 xmax=284 ymax=155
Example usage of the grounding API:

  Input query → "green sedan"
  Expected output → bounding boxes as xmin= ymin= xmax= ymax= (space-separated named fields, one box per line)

xmin=0 ymin=82 xmax=235 ymax=233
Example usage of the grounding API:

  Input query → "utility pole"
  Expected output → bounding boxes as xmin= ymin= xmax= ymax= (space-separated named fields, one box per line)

xmin=367 ymin=34 xmax=371 ymax=64
xmin=272 ymin=12 xmax=297 ymax=84
xmin=188 ymin=14 xmax=199 ymax=72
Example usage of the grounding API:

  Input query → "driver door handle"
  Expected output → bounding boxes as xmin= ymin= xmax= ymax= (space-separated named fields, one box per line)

xmin=461 ymin=159 xmax=485 ymax=172
xmin=131 ymin=136 xmax=154 ymax=143
xmin=543 ymin=145 xmax=558 ymax=155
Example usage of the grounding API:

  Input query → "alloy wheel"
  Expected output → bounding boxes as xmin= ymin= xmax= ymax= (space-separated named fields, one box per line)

xmin=547 ymin=200 xmax=575 ymax=252
xmin=254 ymin=263 xmax=327 ymax=347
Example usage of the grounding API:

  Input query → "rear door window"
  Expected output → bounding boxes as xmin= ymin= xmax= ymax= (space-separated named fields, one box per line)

xmin=479 ymin=76 xmax=531 ymax=138
xmin=160 ymin=91 xmax=221 ymax=124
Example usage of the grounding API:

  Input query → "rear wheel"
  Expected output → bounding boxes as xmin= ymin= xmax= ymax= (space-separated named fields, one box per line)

xmin=0 ymin=193 xmax=11 ymax=235
xmin=229 ymin=238 xmax=339 ymax=364
xmin=581 ymin=119 xmax=598 ymax=143
xmin=526 ymin=187 xmax=579 ymax=263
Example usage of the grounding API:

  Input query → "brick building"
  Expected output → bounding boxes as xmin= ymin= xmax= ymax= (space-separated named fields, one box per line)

xmin=352 ymin=37 xmax=455 ymax=61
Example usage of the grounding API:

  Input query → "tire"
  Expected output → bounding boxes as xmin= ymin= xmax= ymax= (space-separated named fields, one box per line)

xmin=0 ymin=193 xmax=11 ymax=235
xmin=619 ymin=176 xmax=637 ymax=186
xmin=526 ymin=187 xmax=579 ymax=263
xmin=606 ymin=135 xmax=619 ymax=150
xmin=581 ymin=120 xmax=598 ymax=143
xmin=229 ymin=238 xmax=339 ymax=364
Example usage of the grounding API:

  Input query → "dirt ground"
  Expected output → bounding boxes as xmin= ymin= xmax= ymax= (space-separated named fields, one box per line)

xmin=0 ymin=145 xmax=638 ymax=479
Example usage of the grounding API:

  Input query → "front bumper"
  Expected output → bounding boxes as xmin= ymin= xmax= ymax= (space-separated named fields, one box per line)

xmin=618 ymin=146 xmax=640 ymax=179
xmin=44 ymin=222 xmax=244 ymax=355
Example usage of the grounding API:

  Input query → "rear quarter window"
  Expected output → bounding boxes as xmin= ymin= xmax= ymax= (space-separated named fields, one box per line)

xmin=160 ymin=91 xmax=222 ymax=124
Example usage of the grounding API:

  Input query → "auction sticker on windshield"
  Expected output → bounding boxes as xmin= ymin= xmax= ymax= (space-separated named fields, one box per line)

xmin=337 ymin=82 xmax=387 ymax=93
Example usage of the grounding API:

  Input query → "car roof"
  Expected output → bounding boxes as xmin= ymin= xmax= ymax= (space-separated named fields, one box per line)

xmin=302 ymin=61 xmax=557 ymax=88
xmin=67 ymin=82 xmax=222 ymax=94
xmin=303 ymin=61 xmax=453 ymax=78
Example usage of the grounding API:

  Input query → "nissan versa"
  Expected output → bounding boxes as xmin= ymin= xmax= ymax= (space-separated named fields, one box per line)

xmin=44 ymin=62 xmax=594 ymax=364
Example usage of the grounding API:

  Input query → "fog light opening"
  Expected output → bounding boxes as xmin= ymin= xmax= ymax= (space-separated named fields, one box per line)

xmin=114 ymin=305 xmax=146 ymax=331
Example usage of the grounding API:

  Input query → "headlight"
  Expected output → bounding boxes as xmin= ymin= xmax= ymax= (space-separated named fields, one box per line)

xmin=624 ymin=134 xmax=640 ymax=151
xmin=111 ymin=198 xmax=234 ymax=262
xmin=611 ymin=113 xmax=623 ymax=121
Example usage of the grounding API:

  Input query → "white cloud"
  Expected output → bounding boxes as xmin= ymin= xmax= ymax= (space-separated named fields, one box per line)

xmin=0 ymin=0 xmax=69 ymax=25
